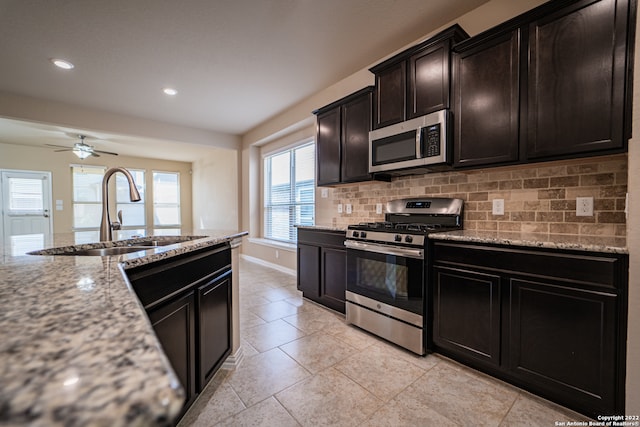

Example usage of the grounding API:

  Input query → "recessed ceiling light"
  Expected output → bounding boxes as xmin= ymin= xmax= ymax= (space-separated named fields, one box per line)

xmin=51 ymin=58 xmax=74 ymax=70
xmin=163 ymin=88 xmax=178 ymax=96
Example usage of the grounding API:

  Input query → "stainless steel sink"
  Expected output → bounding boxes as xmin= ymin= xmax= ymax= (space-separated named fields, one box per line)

xmin=60 ymin=246 xmax=150 ymax=256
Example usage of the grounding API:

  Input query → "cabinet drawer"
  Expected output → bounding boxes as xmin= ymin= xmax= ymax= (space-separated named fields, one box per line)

xmin=127 ymin=244 xmax=231 ymax=308
xmin=297 ymin=228 xmax=345 ymax=248
xmin=432 ymin=242 xmax=624 ymax=290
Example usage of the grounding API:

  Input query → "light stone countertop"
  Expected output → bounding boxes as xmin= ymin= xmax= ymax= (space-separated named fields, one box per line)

xmin=428 ymin=230 xmax=628 ymax=254
xmin=0 ymin=229 xmax=247 ymax=427
xmin=296 ymin=225 xmax=347 ymax=233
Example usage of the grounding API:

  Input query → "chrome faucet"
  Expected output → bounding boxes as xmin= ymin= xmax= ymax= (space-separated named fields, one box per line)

xmin=99 ymin=167 xmax=141 ymax=241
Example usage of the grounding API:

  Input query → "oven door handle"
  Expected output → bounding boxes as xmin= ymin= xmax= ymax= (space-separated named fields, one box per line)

xmin=344 ymin=240 xmax=424 ymax=259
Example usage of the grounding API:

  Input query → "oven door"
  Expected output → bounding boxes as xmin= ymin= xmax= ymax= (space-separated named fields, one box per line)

xmin=345 ymin=240 xmax=424 ymax=316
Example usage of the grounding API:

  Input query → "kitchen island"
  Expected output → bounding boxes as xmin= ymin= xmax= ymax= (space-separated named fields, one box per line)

xmin=0 ymin=230 xmax=246 ymax=427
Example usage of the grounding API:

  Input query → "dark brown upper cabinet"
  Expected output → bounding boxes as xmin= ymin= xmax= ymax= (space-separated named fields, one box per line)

xmin=314 ymin=87 xmax=374 ymax=186
xmin=370 ymin=25 xmax=469 ymax=129
xmin=452 ymin=0 xmax=636 ymax=169
xmin=526 ymin=0 xmax=632 ymax=160
xmin=453 ymin=30 xmax=521 ymax=168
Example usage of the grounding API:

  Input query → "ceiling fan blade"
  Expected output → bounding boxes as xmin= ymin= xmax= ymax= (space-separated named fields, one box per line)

xmin=54 ymin=149 xmax=73 ymax=152
xmin=91 ymin=152 xmax=101 ymax=157
xmin=93 ymin=149 xmax=118 ymax=156
xmin=46 ymin=143 xmax=72 ymax=149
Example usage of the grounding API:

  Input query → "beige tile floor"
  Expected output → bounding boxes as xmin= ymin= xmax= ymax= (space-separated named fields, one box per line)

xmin=178 ymin=258 xmax=590 ymax=426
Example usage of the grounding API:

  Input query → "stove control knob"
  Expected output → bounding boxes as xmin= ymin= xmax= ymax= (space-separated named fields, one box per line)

xmin=405 ymin=235 xmax=413 ymax=243
xmin=361 ymin=231 xmax=367 ymax=238
xmin=394 ymin=234 xmax=402 ymax=242
xmin=353 ymin=231 xmax=360 ymax=238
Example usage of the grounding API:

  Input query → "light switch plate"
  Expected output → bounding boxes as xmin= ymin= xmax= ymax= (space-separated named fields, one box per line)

xmin=346 ymin=204 xmax=352 ymax=214
xmin=576 ymin=197 xmax=594 ymax=216
xmin=376 ymin=203 xmax=383 ymax=214
xmin=492 ymin=199 xmax=505 ymax=216
xmin=338 ymin=204 xmax=343 ymax=214
xmin=321 ymin=188 xmax=329 ymax=198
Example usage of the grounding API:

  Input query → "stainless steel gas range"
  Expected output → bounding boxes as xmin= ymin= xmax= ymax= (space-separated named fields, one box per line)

xmin=344 ymin=197 xmax=463 ymax=355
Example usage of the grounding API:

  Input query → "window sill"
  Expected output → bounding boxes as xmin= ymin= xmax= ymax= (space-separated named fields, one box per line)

xmin=247 ymin=237 xmax=297 ymax=251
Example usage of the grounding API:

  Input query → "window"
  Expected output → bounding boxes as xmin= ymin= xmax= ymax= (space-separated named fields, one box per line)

xmin=116 ymin=169 xmax=145 ymax=228
xmin=72 ymin=165 xmax=105 ymax=229
xmin=153 ymin=171 xmax=181 ymax=230
xmin=264 ymin=142 xmax=315 ymax=243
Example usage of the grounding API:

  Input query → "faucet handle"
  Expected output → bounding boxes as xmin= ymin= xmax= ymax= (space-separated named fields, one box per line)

xmin=111 ymin=210 xmax=123 ymax=230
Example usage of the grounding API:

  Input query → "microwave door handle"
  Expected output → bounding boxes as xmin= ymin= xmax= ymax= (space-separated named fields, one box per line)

xmin=415 ymin=128 xmax=422 ymax=158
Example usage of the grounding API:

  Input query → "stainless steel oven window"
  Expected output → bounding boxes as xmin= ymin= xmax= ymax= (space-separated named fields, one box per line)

xmin=357 ymin=258 xmax=409 ymax=299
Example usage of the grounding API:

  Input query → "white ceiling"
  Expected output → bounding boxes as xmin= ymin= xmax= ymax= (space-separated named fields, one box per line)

xmin=0 ymin=0 xmax=488 ymax=160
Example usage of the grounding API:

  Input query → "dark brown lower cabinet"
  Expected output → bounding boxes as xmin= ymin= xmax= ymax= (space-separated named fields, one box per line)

xmin=126 ymin=244 xmax=232 ymax=422
xmin=148 ymin=291 xmax=197 ymax=410
xmin=431 ymin=241 xmax=628 ymax=418
xmin=433 ymin=267 xmax=501 ymax=366
xmin=198 ymin=271 xmax=232 ymax=390
xmin=297 ymin=228 xmax=346 ymax=313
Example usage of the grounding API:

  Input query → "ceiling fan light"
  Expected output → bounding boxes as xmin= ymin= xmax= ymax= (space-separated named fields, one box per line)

xmin=73 ymin=146 xmax=91 ymax=159
xmin=163 ymin=87 xmax=177 ymax=96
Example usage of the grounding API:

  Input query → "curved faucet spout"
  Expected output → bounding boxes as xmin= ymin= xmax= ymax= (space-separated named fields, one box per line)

xmin=99 ymin=167 xmax=142 ymax=241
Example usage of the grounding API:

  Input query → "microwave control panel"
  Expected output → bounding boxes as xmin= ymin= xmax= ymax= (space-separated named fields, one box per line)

xmin=423 ymin=124 xmax=441 ymax=157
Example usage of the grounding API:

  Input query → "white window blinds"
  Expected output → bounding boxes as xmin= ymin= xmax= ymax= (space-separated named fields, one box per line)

xmin=264 ymin=142 xmax=315 ymax=243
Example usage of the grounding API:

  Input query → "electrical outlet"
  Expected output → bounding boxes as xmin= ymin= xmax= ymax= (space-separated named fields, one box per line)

xmin=321 ymin=188 xmax=329 ymax=198
xmin=337 ymin=204 xmax=343 ymax=214
xmin=275 ymin=250 xmax=280 ymax=259
xmin=376 ymin=203 xmax=383 ymax=214
xmin=492 ymin=199 xmax=505 ymax=216
xmin=346 ymin=204 xmax=352 ymax=214
xmin=576 ymin=197 xmax=594 ymax=216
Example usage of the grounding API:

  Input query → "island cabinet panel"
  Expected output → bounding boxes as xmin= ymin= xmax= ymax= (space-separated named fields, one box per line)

xmin=526 ymin=0 xmax=630 ymax=160
xmin=197 ymin=270 xmax=232 ymax=390
xmin=297 ymin=228 xmax=346 ymax=313
xmin=314 ymin=87 xmax=374 ymax=186
xmin=508 ymin=278 xmax=618 ymax=414
xmin=430 ymin=240 xmax=628 ymax=418
xmin=432 ymin=266 xmax=501 ymax=367
xmin=148 ymin=291 xmax=197 ymax=410
xmin=126 ymin=243 xmax=232 ymax=419
xmin=453 ymin=30 xmax=520 ymax=168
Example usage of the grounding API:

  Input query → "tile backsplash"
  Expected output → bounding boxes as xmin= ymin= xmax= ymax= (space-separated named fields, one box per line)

xmin=329 ymin=154 xmax=627 ymax=237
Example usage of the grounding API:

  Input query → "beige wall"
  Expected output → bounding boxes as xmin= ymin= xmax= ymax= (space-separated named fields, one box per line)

xmin=0 ymin=142 xmax=193 ymax=233
xmin=191 ymin=147 xmax=240 ymax=231
xmin=625 ymin=6 xmax=640 ymax=415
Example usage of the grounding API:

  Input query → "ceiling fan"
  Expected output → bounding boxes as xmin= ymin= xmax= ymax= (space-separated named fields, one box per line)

xmin=46 ymin=134 xmax=118 ymax=159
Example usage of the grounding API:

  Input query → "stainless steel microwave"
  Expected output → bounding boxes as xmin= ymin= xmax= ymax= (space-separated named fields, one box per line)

xmin=369 ymin=109 xmax=449 ymax=174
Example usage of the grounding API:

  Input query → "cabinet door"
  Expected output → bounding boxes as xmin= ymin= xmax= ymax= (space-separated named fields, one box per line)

xmin=148 ymin=291 xmax=196 ymax=409
xmin=316 ymin=106 xmax=341 ymax=185
xmin=297 ymin=243 xmax=320 ymax=299
xmin=320 ymin=247 xmax=346 ymax=313
xmin=433 ymin=266 xmax=501 ymax=366
xmin=408 ymin=42 xmax=448 ymax=118
xmin=526 ymin=0 xmax=629 ymax=159
xmin=374 ymin=62 xmax=406 ymax=129
xmin=508 ymin=278 xmax=618 ymax=415
xmin=198 ymin=271 xmax=232 ymax=390
xmin=341 ymin=91 xmax=372 ymax=183
xmin=454 ymin=31 xmax=520 ymax=168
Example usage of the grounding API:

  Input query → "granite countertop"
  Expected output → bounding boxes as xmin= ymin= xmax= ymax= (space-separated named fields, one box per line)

xmin=296 ymin=225 xmax=347 ymax=232
xmin=0 ymin=229 xmax=247 ymax=427
xmin=429 ymin=230 xmax=628 ymax=254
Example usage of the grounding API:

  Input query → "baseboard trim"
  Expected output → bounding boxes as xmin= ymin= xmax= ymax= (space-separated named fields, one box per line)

xmin=240 ymin=254 xmax=296 ymax=276
xmin=222 ymin=347 xmax=244 ymax=370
